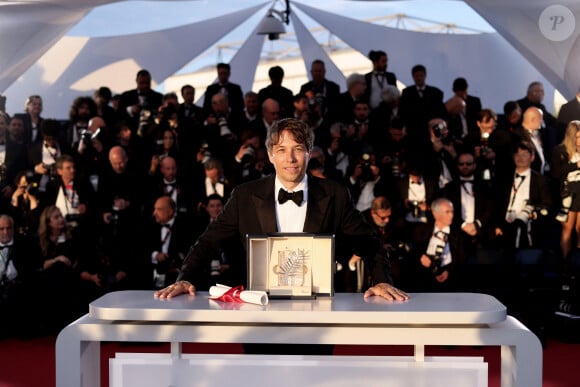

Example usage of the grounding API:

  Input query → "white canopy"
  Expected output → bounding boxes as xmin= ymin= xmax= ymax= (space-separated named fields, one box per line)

xmin=1 ymin=0 xmax=578 ymax=118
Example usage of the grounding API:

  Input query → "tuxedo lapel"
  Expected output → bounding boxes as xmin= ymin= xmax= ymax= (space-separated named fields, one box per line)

xmin=250 ymin=176 xmax=278 ymax=232
xmin=303 ymin=177 xmax=330 ymax=233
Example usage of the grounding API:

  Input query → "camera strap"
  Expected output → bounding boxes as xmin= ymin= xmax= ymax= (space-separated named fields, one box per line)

xmin=508 ymin=174 xmax=526 ymax=213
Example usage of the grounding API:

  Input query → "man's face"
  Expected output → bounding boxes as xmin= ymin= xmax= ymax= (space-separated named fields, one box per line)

xmin=457 ymin=154 xmax=476 ymax=177
xmin=57 ymin=161 xmax=75 ymax=182
xmin=77 ymin=103 xmax=92 ymax=121
xmin=514 ymin=148 xmax=534 ymax=169
xmin=136 ymin=74 xmax=151 ymax=93
xmin=310 ymin=62 xmax=325 ymax=83
xmin=153 ymin=199 xmax=174 ymax=224
xmin=351 ymin=79 xmax=366 ymax=98
xmin=245 ymin=95 xmax=259 ymax=115
xmin=528 ymin=83 xmax=544 ymax=104
xmin=263 ymin=103 xmax=280 ymax=125
xmin=0 ymin=218 xmax=14 ymax=244
xmin=9 ymin=117 xmax=24 ymax=140
xmin=268 ymin=130 xmax=310 ymax=190
xmin=477 ymin=116 xmax=496 ymax=134
xmin=354 ymin=103 xmax=370 ymax=121
xmin=182 ymin=87 xmax=195 ymax=104
xmin=206 ymin=199 xmax=224 ymax=220
xmin=217 ymin=67 xmax=230 ymax=84
xmin=160 ymin=158 xmax=177 ymax=181
xmin=412 ymin=70 xmax=426 ymax=87
xmin=212 ymin=95 xmax=228 ymax=114
xmin=294 ymin=97 xmax=308 ymax=115
xmin=434 ymin=201 xmax=454 ymax=227
xmin=27 ymin=97 xmax=43 ymax=115
xmin=109 ymin=153 xmax=127 ymax=174
xmin=371 ymin=207 xmax=391 ymax=228
xmin=0 ymin=115 xmax=6 ymax=138
xmin=375 ymin=55 xmax=387 ymax=72
xmin=205 ymin=167 xmax=219 ymax=182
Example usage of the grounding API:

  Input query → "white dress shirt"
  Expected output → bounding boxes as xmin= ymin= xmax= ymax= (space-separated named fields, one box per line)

xmin=275 ymin=175 xmax=308 ymax=232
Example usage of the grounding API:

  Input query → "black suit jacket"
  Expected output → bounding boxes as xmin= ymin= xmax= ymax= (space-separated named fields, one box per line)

xmin=442 ymin=178 xmax=493 ymax=262
xmin=399 ymin=84 xmax=445 ymax=144
xmin=203 ymin=82 xmax=244 ymax=116
xmin=177 ymin=175 xmax=389 ymax=288
xmin=146 ymin=215 xmax=192 ymax=281
xmin=118 ymin=89 xmax=163 ymax=130
xmin=494 ymin=171 xmax=552 ymax=249
xmin=299 ymin=79 xmax=340 ymax=113
xmin=13 ymin=113 xmax=43 ymax=146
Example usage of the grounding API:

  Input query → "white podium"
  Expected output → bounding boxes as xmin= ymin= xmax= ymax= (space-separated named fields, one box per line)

xmin=55 ymin=291 xmax=542 ymax=387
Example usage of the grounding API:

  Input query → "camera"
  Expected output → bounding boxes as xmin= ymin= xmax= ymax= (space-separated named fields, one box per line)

xmin=217 ymin=116 xmax=232 ymax=137
xmin=138 ymin=109 xmax=152 ymax=136
xmin=480 ymin=131 xmax=490 ymax=155
xmin=26 ymin=181 xmax=39 ymax=196
xmin=429 ymin=244 xmax=446 ymax=275
xmin=359 ymin=153 xmax=375 ymax=182
xmin=410 ymin=200 xmax=420 ymax=218
xmin=199 ymin=141 xmax=212 ymax=164
xmin=80 ymin=128 xmax=101 ymax=146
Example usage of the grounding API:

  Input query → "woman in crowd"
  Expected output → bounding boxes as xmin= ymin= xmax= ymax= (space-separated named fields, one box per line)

xmin=10 ymin=171 xmax=40 ymax=237
xmin=37 ymin=205 xmax=82 ymax=330
xmin=552 ymin=120 xmax=580 ymax=260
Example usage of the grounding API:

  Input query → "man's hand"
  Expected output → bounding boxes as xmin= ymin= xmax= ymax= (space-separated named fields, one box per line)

xmin=154 ymin=280 xmax=196 ymax=299
xmin=420 ymin=254 xmax=432 ymax=268
xmin=363 ymin=282 xmax=409 ymax=301
xmin=435 ymin=270 xmax=449 ymax=283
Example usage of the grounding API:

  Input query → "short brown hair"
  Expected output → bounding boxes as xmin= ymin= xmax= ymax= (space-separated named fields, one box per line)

xmin=265 ymin=118 xmax=314 ymax=153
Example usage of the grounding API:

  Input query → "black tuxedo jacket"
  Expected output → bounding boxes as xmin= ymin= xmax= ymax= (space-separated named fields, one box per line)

xmin=399 ymin=84 xmax=445 ymax=142
xmin=1 ymin=139 xmax=27 ymax=186
xmin=118 ymin=89 xmax=163 ymax=129
xmin=299 ymin=79 xmax=340 ymax=110
xmin=13 ymin=113 xmax=44 ymax=146
xmin=178 ymin=175 xmax=389 ymax=288
xmin=494 ymin=171 xmax=552 ymax=249
xmin=203 ymin=82 xmax=244 ymax=116
xmin=558 ymin=98 xmax=580 ymax=126
xmin=146 ymin=215 xmax=192 ymax=274
xmin=442 ymin=178 xmax=493 ymax=262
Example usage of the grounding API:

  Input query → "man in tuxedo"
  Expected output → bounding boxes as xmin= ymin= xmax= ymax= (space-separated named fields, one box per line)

xmin=258 ymin=66 xmax=294 ymax=118
xmin=442 ymin=152 xmax=494 ymax=271
xmin=0 ymin=112 xmax=27 ymax=208
xmin=512 ymin=107 xmax=555 ymax=176
xmin=299 ymin=59 xmax=340 ymax=118
xmin=202 ymin=63 xmax=244 ymax=117
xmin=447 ymin=77 xmax=482 ymax=137
xmin=118 ymin=69 xmax=163 ymax=133
xmin=147 ymin=196 xmax=191 ymax=289
xmin=332 ymin=73 xmax=367 ymax=125
xmin=416 ymin=198 xmax=459 ymax=291
xmin=399 ymin=64 xmax=446 ymax=151
xmin=147 ymin=156 xmax=193 ymax=218
xmin=364 ymin=50 xmax=397 ymax=109
xmin=557 ymin=86 xmax=580 ymax=127
xmin=0 ymin=214 xmax=42 ymax=336
xmin=494 ymin=141 xmax=552 ymax=254
xmin=155 ymin=118 xmax=408 ymax=301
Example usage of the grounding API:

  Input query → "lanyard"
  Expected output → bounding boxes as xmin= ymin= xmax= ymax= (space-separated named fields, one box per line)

xmin=509 ymin=175 xmax=526 ymax=211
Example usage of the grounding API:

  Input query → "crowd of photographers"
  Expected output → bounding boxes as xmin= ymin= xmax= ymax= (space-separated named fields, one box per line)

xmin=1 ymin=51 xmax=580 ymax=338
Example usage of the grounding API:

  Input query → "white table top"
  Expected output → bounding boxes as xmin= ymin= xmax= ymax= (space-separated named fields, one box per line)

xmin=89 ymin=291 xmax=506 ymax=325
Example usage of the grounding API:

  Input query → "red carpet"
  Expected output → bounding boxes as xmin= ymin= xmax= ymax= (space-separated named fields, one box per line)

xmin=0 ymin=335 xmax=577 ymax=387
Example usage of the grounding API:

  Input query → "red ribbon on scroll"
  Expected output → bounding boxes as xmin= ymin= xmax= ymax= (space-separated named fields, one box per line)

xmin=210 ymin=285 xmax=245 ymax=303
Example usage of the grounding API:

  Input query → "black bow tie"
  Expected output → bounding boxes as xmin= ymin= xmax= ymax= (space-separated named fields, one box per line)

xmin=515 ymin=173 xmax=526 ymax=179
xmin=165 ymin=182 xmax=176 ymax=187
xmin=278 ymin=188 xmax=304 ymax=206
xmin=0 ymin=244 xmax=12 ymax=249
xmin=161 ymin=224 xmax=171 ymax=229
xmin=411 ymin=181 xmax=422 ymax=185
